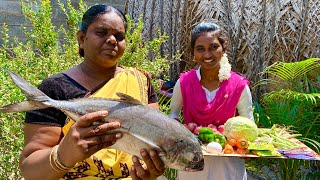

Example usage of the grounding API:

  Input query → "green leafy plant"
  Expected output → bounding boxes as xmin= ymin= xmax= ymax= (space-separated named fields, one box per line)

xmin=254 ymin=58 xmax=320 ymax=148
xmin=249 ymin=58 xmax=320 ymax=179
xmin=20 ymin=0 xmax=59 ymax=57
xmin=0 ymin=0 xmax=85 ymax=178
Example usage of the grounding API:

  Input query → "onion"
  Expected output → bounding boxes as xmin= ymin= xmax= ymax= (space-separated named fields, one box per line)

xmin=187 ymin=122 xmax=198 ymax=132
xmin=218 ymin=125 xmax=224 ymax=134
xmin=193 ymin=126 xmax=203 ymax=135
xmin=208 ymin=124 xmax=217 ymax=131
xmin=206 ymin=142 xmax=223 ymax=154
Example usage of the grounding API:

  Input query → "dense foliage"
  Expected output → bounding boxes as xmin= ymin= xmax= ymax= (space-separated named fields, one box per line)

xmin=248 ymin=58 xmax=320 ymax=180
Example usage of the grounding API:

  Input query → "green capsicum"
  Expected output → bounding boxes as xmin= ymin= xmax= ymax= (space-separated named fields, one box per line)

xmin=198 ymin=127 xmax=214 ymax=143
xmin=212 ymin=133 xmax=227 ymax=148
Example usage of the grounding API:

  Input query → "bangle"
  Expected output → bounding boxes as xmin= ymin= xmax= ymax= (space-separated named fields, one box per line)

xmin=49 ymin=145 xmax=72 ymax=172
xmin=49 ymin=146 xmax=63 ymax=172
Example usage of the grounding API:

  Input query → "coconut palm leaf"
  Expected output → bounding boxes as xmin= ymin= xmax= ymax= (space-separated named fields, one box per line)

xmin=257 ymin=58 xmax=320 ymax=91
xmin=264 ymin=89 xmax=320 ymax=105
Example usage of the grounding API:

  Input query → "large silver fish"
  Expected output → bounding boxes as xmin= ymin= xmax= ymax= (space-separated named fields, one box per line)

xmin=0 ymin=69 xmax=204 ymax=172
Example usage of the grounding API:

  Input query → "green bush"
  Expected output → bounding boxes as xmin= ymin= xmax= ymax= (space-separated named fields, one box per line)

xmin=249 ymin=58 xmax=320 ymax=180
xmin=119 ymin=15 xmax=170 ymax=79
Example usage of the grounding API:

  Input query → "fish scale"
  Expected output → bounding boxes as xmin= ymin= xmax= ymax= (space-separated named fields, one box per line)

xmin=0 ymin=69 xmax=204 ymax=171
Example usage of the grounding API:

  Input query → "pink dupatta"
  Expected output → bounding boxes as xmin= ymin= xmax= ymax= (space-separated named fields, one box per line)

xmin=180 ymin=70 xmax=249 ymax=126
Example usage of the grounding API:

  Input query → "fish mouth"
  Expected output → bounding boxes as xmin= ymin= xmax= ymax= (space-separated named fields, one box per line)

xmin=185 ymin=152 xmax=204 ymax=172
xmin=185 ymin=158 xmax=204 ymax=172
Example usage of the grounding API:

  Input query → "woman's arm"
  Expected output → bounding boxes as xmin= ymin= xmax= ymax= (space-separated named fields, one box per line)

xmin=169 ymin=79 xmax=182 ymax=120
xmin=236 ymin=85 xmax=254 ymax=121
xmin=20 ymin=111 xmax=122 ymax=180
xmin=19 ymin=124 xmax=65 ymax=180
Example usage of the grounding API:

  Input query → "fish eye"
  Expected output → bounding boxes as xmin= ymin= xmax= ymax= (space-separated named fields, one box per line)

xmin=176 ymin=139 xmax=184 ymax=144
xmin=193 ymin=153 xmax=201 ymax=162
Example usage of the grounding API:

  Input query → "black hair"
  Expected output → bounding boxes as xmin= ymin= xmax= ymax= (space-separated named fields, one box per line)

xmin=191 ymin=21 xmax=228 ymax=51
xmin=79 ymin=5 xmax=127 ymax=57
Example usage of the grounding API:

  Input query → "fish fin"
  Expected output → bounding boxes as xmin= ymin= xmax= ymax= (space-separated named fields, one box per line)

xmin=109 ymin=131 xmax=166 ymax=158
xmin=0 ymin=101 xmax=49 ymax=112
xmin=4 ymin=68 xmax=50 ymax=102
xmin=115 ymin=92 xmax=143 ymax=105
xmin=129 ymin=132 xmax=165 ymax=155
xmin=64 ymin=110 xmax=109 ymax=124
xmin=63 ymin=110 xmax=82 ymax=122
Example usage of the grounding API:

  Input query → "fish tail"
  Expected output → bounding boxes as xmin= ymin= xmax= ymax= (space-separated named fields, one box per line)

xmin=0 ymin=101 xmax=49 ymax=112
xmin=4 ymin=68 xmax=50 ymax=102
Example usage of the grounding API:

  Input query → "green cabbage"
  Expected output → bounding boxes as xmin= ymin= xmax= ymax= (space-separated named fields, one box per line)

xmin=223 ymin=116 xmax=258 ymax=142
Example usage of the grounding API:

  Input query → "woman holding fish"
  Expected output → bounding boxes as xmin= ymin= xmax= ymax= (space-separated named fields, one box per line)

xmin=19 ymin=4 xmax=165 ymax=180
xmin=170 ymin=21 xmax=254 ymax=180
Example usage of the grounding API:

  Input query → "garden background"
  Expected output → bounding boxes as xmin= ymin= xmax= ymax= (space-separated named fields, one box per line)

xmin=0 ymin=0 xmax=319 ymax=179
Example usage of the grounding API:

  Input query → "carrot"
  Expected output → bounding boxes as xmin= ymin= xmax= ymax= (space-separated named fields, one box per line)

xmin=223 ymin=144 xmax=234 ymax=154
xmin=236 ymin=138 xmax=248 ymax=149
xmin=236 ymin=148 xmax=250 ymax=155
xmin=227 ymin=139 xmax=236 ymax=147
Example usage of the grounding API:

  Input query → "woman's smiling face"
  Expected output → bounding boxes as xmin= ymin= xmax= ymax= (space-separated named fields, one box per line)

xmin=193 ymin=31 xmax=225 ymax=70
xmin=78 ymin=12 xmax=126 ymax=68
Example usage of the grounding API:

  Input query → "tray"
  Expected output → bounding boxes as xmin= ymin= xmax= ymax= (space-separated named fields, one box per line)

xmin=202 ymin=134 xmax=320 ymax=160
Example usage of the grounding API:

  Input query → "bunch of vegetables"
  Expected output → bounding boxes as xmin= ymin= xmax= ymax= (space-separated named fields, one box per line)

xmin=223 ymin=138 xmax=250 ymax=155
xmin=220 ymin=116 xmax=258 ymax=155
xmin=184 ymin=122 xmax=227 ymax=153
xmin=256 ymin=124 xmax=301 ymax=150
xmin=186 ymin=118 xmax=301 ymax=157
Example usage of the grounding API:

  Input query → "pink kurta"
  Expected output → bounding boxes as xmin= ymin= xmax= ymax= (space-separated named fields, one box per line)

xmin=180 ymin=70 xmax=249 ymax=126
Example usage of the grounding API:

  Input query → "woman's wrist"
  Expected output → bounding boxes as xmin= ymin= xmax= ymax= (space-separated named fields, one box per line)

xmin=49 ymin=145 xmax=74 ymax=172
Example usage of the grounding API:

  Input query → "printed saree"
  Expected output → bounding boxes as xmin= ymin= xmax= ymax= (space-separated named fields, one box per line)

xmin=61 ymin=68 xmax=148 ymax=179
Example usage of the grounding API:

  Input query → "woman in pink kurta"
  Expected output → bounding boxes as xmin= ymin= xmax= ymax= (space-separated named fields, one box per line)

xmin=180 ymin=70 xmax=250 ymax=126
xmin=170 ymin=21 xmax=254 ymax=180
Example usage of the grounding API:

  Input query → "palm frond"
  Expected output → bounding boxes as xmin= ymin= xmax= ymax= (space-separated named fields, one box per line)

xmin=264 ymin=89 xmax=320 ymax=105
xmin=262 ymin=58 xmax=320 ymax=88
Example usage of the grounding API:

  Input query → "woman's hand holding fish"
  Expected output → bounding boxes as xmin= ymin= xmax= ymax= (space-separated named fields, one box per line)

xmin=58 ymin=111 xmax=123 ymax=167
xmin=130 ymin=148 xmax=165 ymax=180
